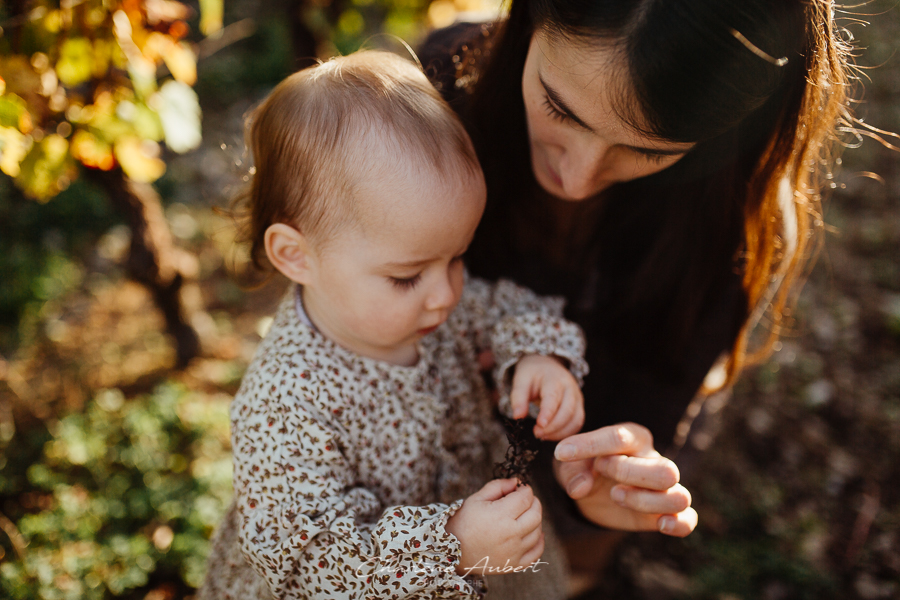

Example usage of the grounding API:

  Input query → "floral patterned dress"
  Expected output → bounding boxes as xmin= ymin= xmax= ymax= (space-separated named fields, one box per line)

xmin=198 ymin=276 xmax=587 ymax=600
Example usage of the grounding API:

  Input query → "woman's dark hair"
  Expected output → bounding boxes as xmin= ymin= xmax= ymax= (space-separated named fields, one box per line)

xmin=463 ymin=0 xmax=852 ymax=389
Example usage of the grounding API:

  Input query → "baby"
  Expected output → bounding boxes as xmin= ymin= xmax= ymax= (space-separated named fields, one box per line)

xmin=199 ymin=50 xmax=588 ymax=600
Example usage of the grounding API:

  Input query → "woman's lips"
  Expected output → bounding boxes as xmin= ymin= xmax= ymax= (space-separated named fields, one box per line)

xmin=418 ymin=325 xmax=439 ymax=336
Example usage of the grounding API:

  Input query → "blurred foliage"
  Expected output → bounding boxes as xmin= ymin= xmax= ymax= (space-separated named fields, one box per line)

xmin=0 ymin=175 xmax=119 ymax=353
xmin=0 ymin=0 xmax=220 ymax=198
xmin=0 ymin=0 xmax=221 ymax=353
xmin=0 ymin=383 xmax=232 ymax=599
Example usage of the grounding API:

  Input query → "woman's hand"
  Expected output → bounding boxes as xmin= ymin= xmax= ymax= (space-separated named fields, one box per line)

xmin=553 ymin=423 xmax=697 ymax=537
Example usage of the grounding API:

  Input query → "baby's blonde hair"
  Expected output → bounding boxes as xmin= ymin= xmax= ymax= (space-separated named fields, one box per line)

xmin=240 ymin=50 xmax=481 ymax=271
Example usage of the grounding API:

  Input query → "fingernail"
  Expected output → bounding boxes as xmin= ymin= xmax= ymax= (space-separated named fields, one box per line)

xmin=567 ymin=475 xmax=588 ymax=496
xmin=555 ymin=444 xmax=575 ymax=460
xmin=610 ymin=487 xmax=626 ymax=504
xmin=658 ymin=516 xmax=674 ymax=534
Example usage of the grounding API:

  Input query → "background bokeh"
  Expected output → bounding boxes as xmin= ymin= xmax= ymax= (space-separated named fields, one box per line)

xmin=0 ymin=1 xmax=898 ymax=599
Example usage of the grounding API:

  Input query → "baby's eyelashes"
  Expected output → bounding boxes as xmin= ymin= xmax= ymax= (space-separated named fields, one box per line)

xmin=389 ymin=274 xmax=422 ymax=290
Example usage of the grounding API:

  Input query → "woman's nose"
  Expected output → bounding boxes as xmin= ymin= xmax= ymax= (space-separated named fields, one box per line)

xmin=561 ymin=140 xmax=610 ymax=200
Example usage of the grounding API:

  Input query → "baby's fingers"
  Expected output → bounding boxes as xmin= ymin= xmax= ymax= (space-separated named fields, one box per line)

xmin=519 ymin=530 xmax=545 ymax=567
xmin=497 ymin=484 xmax=536 ymax=519
xmin=535 ymin=379 xmax=564 ymax=430
xmin=536 ymin=386 xmax=583 ymax=440
xmin=475 ymin=478 xmax=522 ymax=502
xmin=514 ymin=495 xmax=542 ymax=533
xmin=509 ymin=371 xmax=535 ymax=420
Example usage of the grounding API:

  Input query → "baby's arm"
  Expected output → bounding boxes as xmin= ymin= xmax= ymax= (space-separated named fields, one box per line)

xmin=454 ymin=275 xmax=588 ymax=439
xmin=232 ymin=363 xmax=482 ymax=599
xmin=445 ymin=479 xmax=544 ymax=576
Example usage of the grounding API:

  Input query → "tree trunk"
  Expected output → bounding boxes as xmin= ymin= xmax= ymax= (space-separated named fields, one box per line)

xmin=85 ymin=168 xmax=200 ymax=368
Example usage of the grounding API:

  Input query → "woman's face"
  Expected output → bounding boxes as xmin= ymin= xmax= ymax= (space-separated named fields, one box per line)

xmin=522 ymin=30 xmax=696 ymax=201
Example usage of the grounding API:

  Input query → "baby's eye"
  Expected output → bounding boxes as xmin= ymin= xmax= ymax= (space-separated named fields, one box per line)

xmin=390 ymin=274 xmax=421 ymax=290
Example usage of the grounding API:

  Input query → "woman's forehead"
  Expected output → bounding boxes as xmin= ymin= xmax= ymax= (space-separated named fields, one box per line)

xmin=534 ymin=32 xmax=634 ymax=124
xmin=531 ymin=30 xmax=695 ymax=153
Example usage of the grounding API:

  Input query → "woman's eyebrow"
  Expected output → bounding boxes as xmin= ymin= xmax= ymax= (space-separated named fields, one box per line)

xmin=540 ymin=74 xmax=693 ymax=157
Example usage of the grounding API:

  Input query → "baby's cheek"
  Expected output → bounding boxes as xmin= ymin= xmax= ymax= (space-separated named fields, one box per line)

xmin=369 ymin=307 xmax=416 ymax=338
xmin=449 ymin=267 xmax=466 ymax=307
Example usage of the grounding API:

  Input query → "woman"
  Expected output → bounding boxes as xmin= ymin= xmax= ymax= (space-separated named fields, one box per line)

xmin=420 ymin=0 xmax=851 ymax=537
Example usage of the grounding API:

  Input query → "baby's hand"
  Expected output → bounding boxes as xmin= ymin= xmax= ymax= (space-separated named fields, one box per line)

xmin=510 ymin=354 xmax=585 ymax=440
xmin=445 ymin=479 xmax=544 ymax=576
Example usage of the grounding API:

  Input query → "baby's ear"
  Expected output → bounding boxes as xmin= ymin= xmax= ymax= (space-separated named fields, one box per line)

xmin=264 ymin=223 xmax=316 ymax=285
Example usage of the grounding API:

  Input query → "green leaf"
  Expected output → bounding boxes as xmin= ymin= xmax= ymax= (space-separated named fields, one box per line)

xmin=15 ymin=134 xmax=75 ymax=201
xmin=0 ymin=94 xmax=28 ymax=129
xmin=337 ymin=9 xmax=366 ymax=37
xmin=56 ymin=38 xmax=95 ymax=87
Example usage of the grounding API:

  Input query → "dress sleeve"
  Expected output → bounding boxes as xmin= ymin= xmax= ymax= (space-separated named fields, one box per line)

xmin=232 ymin=362 xmax=483 ymax=600
xmin=455 ymin=275 xmax=589 ymax=415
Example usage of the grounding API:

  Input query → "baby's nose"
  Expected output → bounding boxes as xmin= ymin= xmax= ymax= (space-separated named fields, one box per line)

xmin=425 ymin=276 xmax=456 ymax=311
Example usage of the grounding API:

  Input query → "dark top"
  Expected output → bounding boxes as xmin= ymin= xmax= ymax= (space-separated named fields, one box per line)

xmin=419 ymin=22 xmax=747 ymax=453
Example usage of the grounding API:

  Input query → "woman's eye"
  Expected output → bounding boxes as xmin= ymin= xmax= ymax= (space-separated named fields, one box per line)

xmin=638 ymin=152 xmax=667 ymax=164
xmin=543 ymin=97 xmax=570 ymax=123
xmin=390 ymin=274 xmax=421 ymax=290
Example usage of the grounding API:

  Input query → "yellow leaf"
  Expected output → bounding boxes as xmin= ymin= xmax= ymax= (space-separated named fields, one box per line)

xmin=199 ymin=0 xmax=223 ymax=36
xmin=71 ymin=129 xmax=115 ymax=171
xmin=427 ymin=0 xmax=457 ymax=28
xmin=56 ymin=38 xmax=95 ymax=87
xmin=0 ymin=56 xmax=42 ymax=101
xmin=114 ymin=136 xmax=165 ymax=182
xmin=144 ymin=31 xmax=173 ymax=64
xmin=15 ymin=134 xmax=75 ymax=201
xmin=145 ymin=0 xmax=192 ymax=25
xmin=131 ymin=59 xmax=159 ymax=99
xmin=0 ymin=126 xmax=33 ymax=177
xmin=163 ymin=41 xmax=197 ymax=86
xmin=43 ymin=10 xmax=63 ymax=33
xmin=91 ymin=39 xmax=115 ymax=79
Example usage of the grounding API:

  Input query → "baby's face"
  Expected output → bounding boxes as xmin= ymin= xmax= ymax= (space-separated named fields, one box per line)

xmin=301 ymin=164 xmax=486 ymax=366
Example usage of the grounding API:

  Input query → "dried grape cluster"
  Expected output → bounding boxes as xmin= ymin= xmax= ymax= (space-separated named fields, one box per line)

xmin=493 ymin=416 xmax=541 ymax=486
